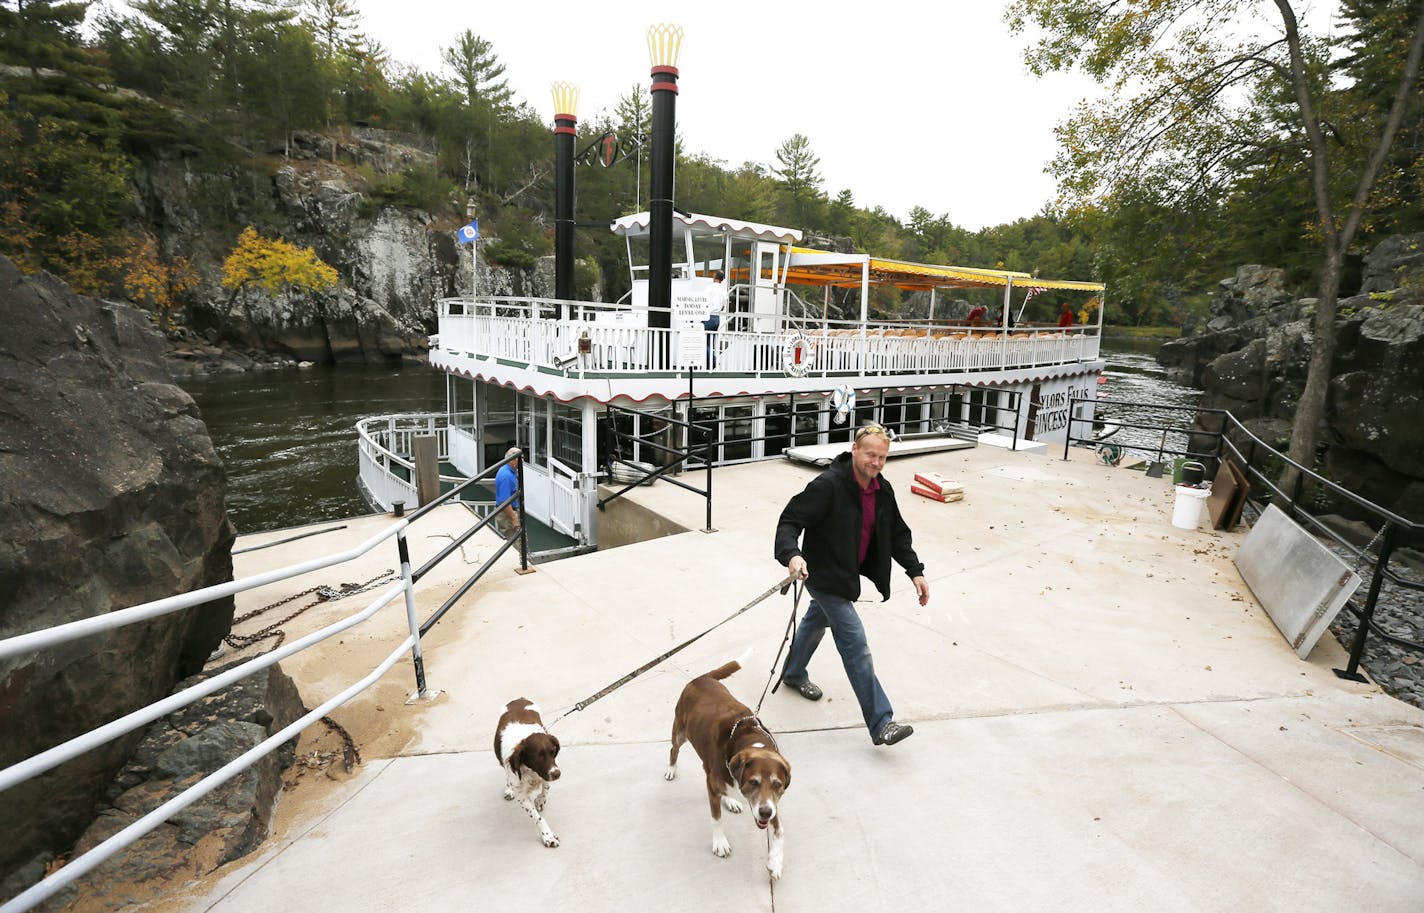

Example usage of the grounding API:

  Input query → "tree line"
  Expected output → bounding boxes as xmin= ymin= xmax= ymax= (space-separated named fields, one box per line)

xmin=0 ymin=0 xmax=1420 ymax=338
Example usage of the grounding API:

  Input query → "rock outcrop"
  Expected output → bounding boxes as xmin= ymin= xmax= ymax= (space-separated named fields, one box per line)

xmin=1157 ymin=236 xmax=1424 ymax=523
xmin=42 ymin=664 xmax=306 ymax=913
xmin=0 ymin=258 xmax=236 ymax=887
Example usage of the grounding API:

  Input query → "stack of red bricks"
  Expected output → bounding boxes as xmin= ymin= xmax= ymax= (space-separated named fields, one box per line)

xmin=911 ymin=471 xmax=963 ymax=503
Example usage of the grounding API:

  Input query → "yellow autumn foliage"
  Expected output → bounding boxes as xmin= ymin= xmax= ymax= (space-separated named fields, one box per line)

xmin=123 ymin=234 xmax=197 ymax=330
xmin=221 ymin=227 xmax=338 ymax=297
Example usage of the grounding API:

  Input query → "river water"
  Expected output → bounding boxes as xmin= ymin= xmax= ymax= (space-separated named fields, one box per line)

xmin=185 ymin=339 xmax=1199 ymax=534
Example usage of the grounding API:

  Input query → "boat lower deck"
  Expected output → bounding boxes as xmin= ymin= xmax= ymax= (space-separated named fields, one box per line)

xmin=154 ymin=446 xmax=1424 ymax=913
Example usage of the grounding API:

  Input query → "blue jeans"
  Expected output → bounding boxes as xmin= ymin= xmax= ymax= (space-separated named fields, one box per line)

xmin=701 ymin=316 xmax=719 ymax=367
xmin=780 ymin=584 xmax=893 ymax=738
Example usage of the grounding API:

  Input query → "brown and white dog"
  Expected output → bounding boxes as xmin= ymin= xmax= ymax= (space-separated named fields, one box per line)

xmin=494 ymin=698 xmax=562 ymax=848
xmin=665 ymin=654 xmax=791 ymax=879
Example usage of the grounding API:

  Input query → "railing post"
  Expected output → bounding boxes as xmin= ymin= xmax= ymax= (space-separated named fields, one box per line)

xmin=516 ymin=454 xmax=529 ymax=572
xmin=1063 ymin=394 xmax=1075 ymax=461
xmin=1332 ymin=524 xmax=1401 ymax=680
xmin=1012 ymin=390 xmax=1023 ymax=451
xmin=1336 ymin=522 xmax=1398 ymax=682
xmin=397 ymin=525 xmax=429 ymax=698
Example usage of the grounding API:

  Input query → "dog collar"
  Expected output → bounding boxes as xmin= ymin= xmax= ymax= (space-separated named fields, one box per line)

xmin=726 ymin=715 xmax=779 ymax=778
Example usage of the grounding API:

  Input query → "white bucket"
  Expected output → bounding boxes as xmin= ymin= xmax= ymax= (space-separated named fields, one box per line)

xmin=1171 ymin=484 xmax=1211 ymax=530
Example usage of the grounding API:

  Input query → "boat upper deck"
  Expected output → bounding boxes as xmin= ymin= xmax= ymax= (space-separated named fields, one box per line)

xmin=432 ymin=297 xmax=1103 ymax=401
xmin=432 ymin=210 xmax=1107 ymax=403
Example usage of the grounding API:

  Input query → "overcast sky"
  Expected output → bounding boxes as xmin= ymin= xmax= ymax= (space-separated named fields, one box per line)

xmin=353 ymin=0 xmax=1104 ymax=231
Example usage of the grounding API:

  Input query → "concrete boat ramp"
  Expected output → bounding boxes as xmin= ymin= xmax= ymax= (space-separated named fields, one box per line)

xmin=161 ymin=446 xmax=1424 ymax=913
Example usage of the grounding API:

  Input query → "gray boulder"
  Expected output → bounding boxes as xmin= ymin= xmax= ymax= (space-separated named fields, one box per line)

xmin=1360 ymin=233 xmax=1424 ymax=294
xmin=0 ymin=257 xmax=235 ymax=886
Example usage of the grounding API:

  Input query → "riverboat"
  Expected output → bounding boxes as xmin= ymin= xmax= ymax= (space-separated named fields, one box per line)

xmin=357 ymin=210 xmax=1106 ymax=549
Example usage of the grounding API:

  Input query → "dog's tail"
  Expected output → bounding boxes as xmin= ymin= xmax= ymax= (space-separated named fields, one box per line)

xmin=704 ymin=645 xmax=755 ymax=681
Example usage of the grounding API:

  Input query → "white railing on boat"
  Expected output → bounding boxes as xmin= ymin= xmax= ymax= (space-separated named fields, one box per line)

xmin=435 ymin=297 xmax=1100 ymax=378
xmin=357 ymin=413 xmax=476 ymax=513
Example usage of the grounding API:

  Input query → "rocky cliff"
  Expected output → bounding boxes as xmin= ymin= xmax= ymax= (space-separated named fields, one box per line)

xmin=138 ymin=128 xmax=570 ymax=373
xmin=1157 ymin=235 xmax=1424 ymax=522
xmin=0 ymin=257 xmax=237 ymax=887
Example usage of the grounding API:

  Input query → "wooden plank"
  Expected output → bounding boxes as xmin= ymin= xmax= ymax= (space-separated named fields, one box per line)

xmin=1207 ymin=460 xmax=1238 ymax=529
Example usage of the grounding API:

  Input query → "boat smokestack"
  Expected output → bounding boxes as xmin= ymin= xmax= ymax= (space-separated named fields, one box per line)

xmin=551 ymin=81 xmax=579 ymax=319
xmin=646 ymin=23 xmax=683 ymax=333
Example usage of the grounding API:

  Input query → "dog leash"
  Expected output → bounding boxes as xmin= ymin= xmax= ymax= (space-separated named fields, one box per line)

xmin=753 ymin=579 xmax=803 ymax=715
xmin=545 ymin=573 xmax=800 ymax=728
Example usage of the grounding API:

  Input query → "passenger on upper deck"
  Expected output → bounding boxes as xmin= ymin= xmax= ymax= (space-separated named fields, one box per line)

xmin=702 ymin=270 xmax=727 ymax=368
xmin=965 ymin=305 xmax=987 ymax=327
xmin=1058 ymin=302 xmax=1074 ymax=328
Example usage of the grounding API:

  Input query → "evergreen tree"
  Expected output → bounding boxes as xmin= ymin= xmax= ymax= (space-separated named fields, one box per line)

xmin=0 ymin=0 xmax=139 ymax=284
xmin=773 ymin=133 xmax=823 ymax=226
xmin=441 ymin=31 xmax=512 ymax=111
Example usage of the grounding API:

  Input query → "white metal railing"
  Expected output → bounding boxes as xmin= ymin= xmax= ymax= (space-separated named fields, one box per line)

xmin=547 ymin=457 xmax=579 ymax=538
xmin=356 ymin=414 xmax=479 ymax=513
xmin=435 ymin=297 xmax=1101 ymax=378
xmin=0 ymin=514 xmax=435 ymax=913
xmin=357 ymin=414 xmax=589 ymax=546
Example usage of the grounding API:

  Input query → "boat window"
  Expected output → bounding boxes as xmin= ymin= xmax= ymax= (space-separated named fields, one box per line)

xmin=722 ymin=405 xmax=755 ymax=462
xmin=451 ymin=378 xmax=474 ymax=434
xmin=685 ymin=406 xmax=719 ymax=467
xmin=551 ymin=402 xmax=582 ymax=467
xmin=763 ymin=403 xmax=790 ymax=457
xmin=521 ymin=394 xmax=548 ymax=467
xmin=793 ymin=399 xmax=822 ymax=447
xmin=640 ymin=408 xmax=676 ymax=468
xmin=482 ymin=383 xmax=518 ymax=468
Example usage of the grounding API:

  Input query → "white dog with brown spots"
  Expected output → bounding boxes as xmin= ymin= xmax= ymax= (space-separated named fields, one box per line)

xmin=494 ymin=698 xmax=562 ymax=847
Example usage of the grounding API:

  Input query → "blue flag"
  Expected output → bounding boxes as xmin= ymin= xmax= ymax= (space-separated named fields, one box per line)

xmin=457 ymin=219 xmax=479 ymax=245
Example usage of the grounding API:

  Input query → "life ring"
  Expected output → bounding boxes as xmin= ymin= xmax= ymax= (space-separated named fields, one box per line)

xmin=830 ymin=384 xmax=855 ymax=425
xmin=781 ymin=332 xmax=816 ymax=377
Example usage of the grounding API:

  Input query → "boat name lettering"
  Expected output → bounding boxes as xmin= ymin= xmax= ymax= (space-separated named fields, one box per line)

xmin=1035 ymin=384 xmax=1093 ymax=435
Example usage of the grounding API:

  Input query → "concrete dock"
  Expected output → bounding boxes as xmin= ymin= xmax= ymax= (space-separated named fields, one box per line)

xmin=156 ymin=445 xmax=1424 ymax=912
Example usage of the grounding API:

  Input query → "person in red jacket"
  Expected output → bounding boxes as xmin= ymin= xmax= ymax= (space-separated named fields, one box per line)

xmin=774 ymin=424 xmax=928 ymax=747
xmin=965 ymin=305 xmax=987 ymax=327
xmin=1058 ymin=302 xmax=1075 ymax=328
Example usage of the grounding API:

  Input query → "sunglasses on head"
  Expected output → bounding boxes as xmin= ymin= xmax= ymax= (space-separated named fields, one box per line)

xmin=854 ymin=424 xmax=888 ymax=441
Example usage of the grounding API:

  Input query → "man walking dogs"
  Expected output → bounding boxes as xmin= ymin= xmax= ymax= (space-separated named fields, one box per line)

xmin=774 ymin=424 xmax=929 ymax=746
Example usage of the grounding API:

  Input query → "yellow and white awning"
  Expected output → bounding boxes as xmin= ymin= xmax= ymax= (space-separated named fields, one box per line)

xmin=782 ymin=248 xmax=1104 ymax=293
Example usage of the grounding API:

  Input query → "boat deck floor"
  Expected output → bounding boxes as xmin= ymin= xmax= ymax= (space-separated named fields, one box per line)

xmin=154 ymin=445 xmax=1424 ymax=913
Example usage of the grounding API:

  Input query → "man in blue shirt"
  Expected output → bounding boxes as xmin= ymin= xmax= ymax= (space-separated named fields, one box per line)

xmin=494 ymin=447 xmax=522 ymax=538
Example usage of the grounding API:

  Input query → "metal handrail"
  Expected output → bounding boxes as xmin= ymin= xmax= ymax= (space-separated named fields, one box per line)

xmin=0 ymin=455 xmax=528 ymax=913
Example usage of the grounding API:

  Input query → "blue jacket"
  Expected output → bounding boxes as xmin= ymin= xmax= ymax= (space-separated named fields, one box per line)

xmin=774 ymin=452 xmax=924 ymax=601
xmin=495 ymin=463 xmax=520 ymax=510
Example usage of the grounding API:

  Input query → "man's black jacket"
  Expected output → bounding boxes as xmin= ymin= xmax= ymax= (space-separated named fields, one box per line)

xmin=774 ymin=452 xmax=925 ymax=601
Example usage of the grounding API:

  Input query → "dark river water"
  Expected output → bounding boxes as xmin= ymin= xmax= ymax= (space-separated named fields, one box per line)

xmin=186 ymin=365 xmax=447 ymax=535
xmin=185 ymin=340 xmax=1199 ymax=534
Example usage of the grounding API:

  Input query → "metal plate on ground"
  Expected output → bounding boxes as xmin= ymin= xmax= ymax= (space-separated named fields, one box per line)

xmin=1234 ymin=504 xmax=1362 ymax=659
